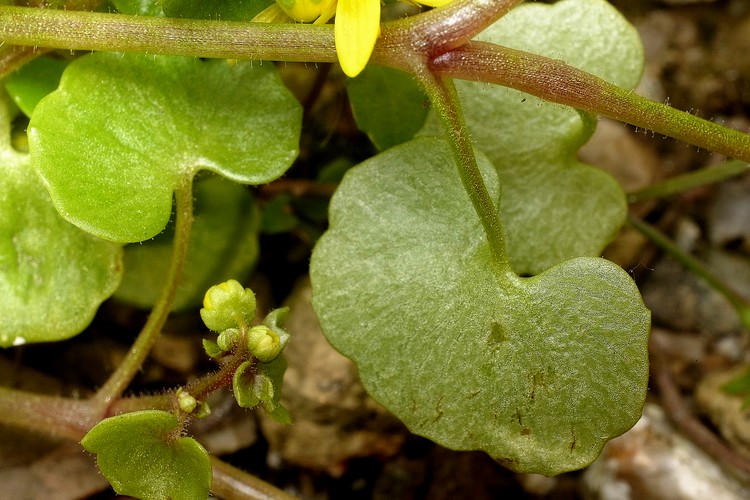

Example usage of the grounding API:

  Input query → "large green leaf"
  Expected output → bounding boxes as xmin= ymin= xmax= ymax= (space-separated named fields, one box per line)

xmin=0 ymin=98 xmax=122 ymax=347
xmin=310 ymin=138 xmax=650 ymax=475
xmin=81 ymin=410 xmax=211 ymax=500
xmin=421 ymin=0 xmax=643 ymax=275
xmin=29 ymin=53 xmax=301 ymax=243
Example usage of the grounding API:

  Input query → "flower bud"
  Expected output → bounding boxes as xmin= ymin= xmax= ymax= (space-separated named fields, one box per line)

xmin=217 ymin=328 xmax=241 ymax=352
xmin=246 ymin=325 xmax=282 ymax=363
xmin=200 ymin=280 xmax=256 ymax=332
xmin=275 ymin=0 xmax=337 ymax=23
xmin=177 ymin=389 xmax=197 ymax=414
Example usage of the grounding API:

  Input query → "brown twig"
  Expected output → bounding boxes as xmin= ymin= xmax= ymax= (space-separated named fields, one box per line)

xmin=650 ymin=340 xmax=750 ymax=477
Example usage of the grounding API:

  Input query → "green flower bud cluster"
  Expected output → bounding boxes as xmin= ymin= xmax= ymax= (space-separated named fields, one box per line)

xmin=200 ymin=280 xmax=291 ymax=364
xmin=199 ymin=281 xmax=292 ymax=424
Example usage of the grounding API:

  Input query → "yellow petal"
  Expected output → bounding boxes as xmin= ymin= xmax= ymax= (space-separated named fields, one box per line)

xmin=335 ymin=0 xmax=380 ymax=78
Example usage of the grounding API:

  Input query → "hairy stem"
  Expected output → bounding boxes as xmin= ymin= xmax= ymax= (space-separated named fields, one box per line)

xmin=0 ymin=6 xmax=337 ymax=62
xmin=432 ymin=43 xmax=750 ymax=163
xmin=3 ymin=5 xmax=750 ymax=164
xmin=0 ymin=387 xmax=92 ymax=440
xmin=0 ymin=386 xmax=299 ymax=499
xmin=0 ymin=3 xmax=519 ymax=72
xmin=92 ymin=178 xmax=195 ymax=412
xmin=420 ymin=72 xmax=510 ymax=274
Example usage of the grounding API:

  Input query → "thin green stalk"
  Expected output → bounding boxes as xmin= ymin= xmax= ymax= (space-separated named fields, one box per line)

xmin=92 ymin=177 xmax=195 ymax=413
xmin=419 ymin=72 xmax=510 ymax=274
xmin=109 ymin=354 xmax=240 ymax=416
xmin=628 ymin=214 xmax=750 ymax=330
xmin=628 ymin=160 xmax=749 ymax=203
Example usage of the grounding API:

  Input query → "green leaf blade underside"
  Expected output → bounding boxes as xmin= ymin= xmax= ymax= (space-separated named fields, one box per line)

xmin=310 ymin=138 xmax=650 ymax=475
xmin=0 ymin=99 xmax=122 ymax=347
xmin=29 ymin=53 xmax=301 ymax=243
xmin=421 ymin=0 xmax=644 ymax=275
xmin=114 ymin=175 xmax=260 ymax=311
xmin=81 ymin=410 xmax=211 ymax=500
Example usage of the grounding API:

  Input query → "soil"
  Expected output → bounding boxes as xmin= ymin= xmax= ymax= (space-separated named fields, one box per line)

xmin=2 ymin=1 xmax=750 ymax=499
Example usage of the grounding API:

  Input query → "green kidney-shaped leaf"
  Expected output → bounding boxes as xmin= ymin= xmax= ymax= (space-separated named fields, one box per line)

xmin=114 ymin=175 xmax=260 ymax=311
xmin=310 ymin=138 xmax=650 ymax=475
xmin=421 ymin=0 xmax=643 ymax=275
xmin=81 ymin=410 xmax=211 ymax=500
xmin=29 ymin=53 xmax=301 ymax=243
xmin=0 ymin=99 xmax=122 ymax=347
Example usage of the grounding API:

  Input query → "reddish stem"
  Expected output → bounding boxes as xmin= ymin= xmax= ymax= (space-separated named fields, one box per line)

xmin=431 ymin=42 xmax=750 ymax=163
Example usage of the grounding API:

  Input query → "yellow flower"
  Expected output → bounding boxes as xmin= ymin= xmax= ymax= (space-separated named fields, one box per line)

xmin=256 ymin=0 xmax=452 ymax=78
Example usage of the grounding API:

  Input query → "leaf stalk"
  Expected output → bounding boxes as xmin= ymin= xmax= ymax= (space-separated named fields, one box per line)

xmin=627 ymin=160 xmax=748 ymax=203
xmin=419 ymin=72 xmax=510 ymax=273
xmin=92 ymin=177 xmax=195 ymax=413
xmin=628 ymin=214 xmax=750 ymax=330
xmin=432 ymin=43 xmax=750 ymax=163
